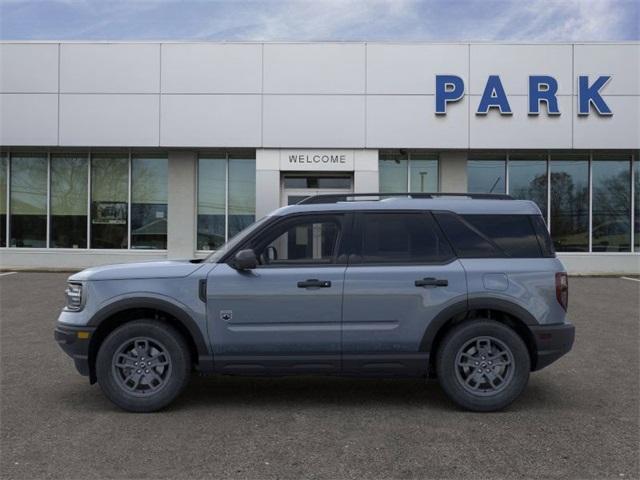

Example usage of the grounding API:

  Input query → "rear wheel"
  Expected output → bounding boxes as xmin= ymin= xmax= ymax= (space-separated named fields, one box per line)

xmin=96 ymin=320 xmax=191 ymax=412
xmin=436 ymin=320 xmax=530 ymax=412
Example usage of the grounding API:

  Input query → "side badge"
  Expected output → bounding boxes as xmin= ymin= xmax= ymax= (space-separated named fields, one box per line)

xmin=220 ymin=310 xmax=233 ymax=321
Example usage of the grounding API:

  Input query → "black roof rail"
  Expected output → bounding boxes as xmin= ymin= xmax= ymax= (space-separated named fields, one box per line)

xmin=297 ymin=192 xmax=514 ymax=205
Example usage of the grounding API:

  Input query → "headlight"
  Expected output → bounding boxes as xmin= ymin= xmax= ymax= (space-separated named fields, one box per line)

xmin=64 ymin=283 xmax=84 ymax=311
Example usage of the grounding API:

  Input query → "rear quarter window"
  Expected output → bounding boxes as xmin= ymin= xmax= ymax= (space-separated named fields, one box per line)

xmin=434 ymin=212 xmax=550 ymax=258
xmin=462 ymin=214 xmax=544 ymax=258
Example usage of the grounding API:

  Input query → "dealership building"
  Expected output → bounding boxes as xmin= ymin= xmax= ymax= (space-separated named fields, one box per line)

xmin=0 ymin=41 xmax=638 ymax=274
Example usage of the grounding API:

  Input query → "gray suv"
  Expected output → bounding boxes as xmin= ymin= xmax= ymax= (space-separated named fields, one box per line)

xmin=55 ymin=193 xmax=574 ymax=412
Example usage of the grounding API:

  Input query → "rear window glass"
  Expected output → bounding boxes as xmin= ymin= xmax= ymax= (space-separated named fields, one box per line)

xmin=356 ymin=212 xmax=454 ymax=264
xmin=530 ymin=215 xmax=555 ymax=257
xmin=462 ymin=214 xmax=543 ymax=258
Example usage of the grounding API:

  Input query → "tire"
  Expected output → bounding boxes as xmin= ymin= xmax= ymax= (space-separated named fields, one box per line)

xmin=436 ymin=319 xmax=530 ymax=412
xmin=96 ymin=320 xmax=191 ymax=412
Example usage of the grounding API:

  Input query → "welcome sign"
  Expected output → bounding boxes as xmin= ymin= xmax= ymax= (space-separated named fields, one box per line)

xmin=279 ymin=150 xmax=355 ymax=171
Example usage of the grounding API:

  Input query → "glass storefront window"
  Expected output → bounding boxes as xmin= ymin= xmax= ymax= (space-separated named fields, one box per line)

xmin=91 ymin=154 xmax=128 ymax=249
xmin=228 ymin=154 xmax=256 ymax=239
xmin=550 ymin=155 xmax=589 ymax=252
xmin=0 ymin=154 xmax=6 ymax=247
xmin=508 ymin=152 xmax=548 ymax=220
xmin=409 ymin=154 xmax=438 ymax=193
xmin=198 ymin=156 xmax=226 ymax=250
xmin=467 ymin=154 xmax=506 ymax=194
xmin=131 ymin=155 xmax=168 ymax=249
xmin=379 ymin=151 xmax=408 ymax=192
xmin=591 ymin=154 xmax=631 ymax=252
xmin=50 ymin=154 xmax=88 ymax=248
xmin=10 ymin=154 xmax=47 ymax=248
xmin=379 ymin=151 xmax=438 ymax=193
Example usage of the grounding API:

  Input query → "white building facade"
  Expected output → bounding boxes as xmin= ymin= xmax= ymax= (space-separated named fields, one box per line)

xmin=0 ymin=41 xmax=638 ymax=274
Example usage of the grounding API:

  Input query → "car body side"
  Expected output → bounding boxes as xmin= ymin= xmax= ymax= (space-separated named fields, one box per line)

xmin=55 ymin=199 xmax=574 ymax=383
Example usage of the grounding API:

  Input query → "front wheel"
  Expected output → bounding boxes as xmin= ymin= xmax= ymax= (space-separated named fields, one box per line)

xmin=96 ymin=320 xmax=191 ymax=412
xmin=436 ymin=320 xmax=530 ymax=412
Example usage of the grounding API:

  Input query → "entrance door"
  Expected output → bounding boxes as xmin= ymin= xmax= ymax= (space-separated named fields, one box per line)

xmin=281 ymin=174 xmax=352 ymax=206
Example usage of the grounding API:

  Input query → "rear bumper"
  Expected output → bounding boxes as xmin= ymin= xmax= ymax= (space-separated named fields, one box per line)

xmin=530 ymin=322 xmax=575 ymax=371
xmin=54 ymin=323 xmax=95 ymax=377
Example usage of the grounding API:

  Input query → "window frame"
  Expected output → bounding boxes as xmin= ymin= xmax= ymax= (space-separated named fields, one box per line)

xmin=349 ymin=210 xmax=456 ymax=267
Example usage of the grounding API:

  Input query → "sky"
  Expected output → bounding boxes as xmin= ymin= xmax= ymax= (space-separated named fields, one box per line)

xmin=0 ymin=0 xmax=638 ymax=42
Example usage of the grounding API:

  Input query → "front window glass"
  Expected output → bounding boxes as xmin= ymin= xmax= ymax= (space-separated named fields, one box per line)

xmin=467 ymin=154 xmax=506 ymax=194
xmin=131 ymin=155 xmax=168 ymax=249
xmin=591 ymin=154 xmax=631 ymax=252
xmin=508 ymin=152 xmax=548 ymax=219
xmin=50 ymin=154 xmax=88 ymax=248
xmin=10 ymin=154 xmax=47 ymax=248
xmin=91 ymin=154 xmax=128 ymax=249
xmin=254 ymin=216 xmax=342 ymax=265
xmin=197 ymin=156 xmax=226 ymax=250
xmin=358 ymin=213 xmax=453 ymax=263
xmin=0 ymin=154 xmax=7 ymax=247
xmin=228 ymin=155 xmax=255 ymax=239
xmin=550 ymin=154 xmax=589 ymax=252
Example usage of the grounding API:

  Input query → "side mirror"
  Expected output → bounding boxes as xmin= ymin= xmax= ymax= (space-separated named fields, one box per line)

xmin=233 ymin=249 xmax=258 ymax=270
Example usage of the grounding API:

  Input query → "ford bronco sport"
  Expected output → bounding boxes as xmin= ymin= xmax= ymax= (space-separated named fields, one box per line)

xmin=55 ymin=193 xmax=575 ymax=412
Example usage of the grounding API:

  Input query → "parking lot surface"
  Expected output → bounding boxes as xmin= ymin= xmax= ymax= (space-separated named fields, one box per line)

xmin=1 ymin=273 xmax=638 ymax=480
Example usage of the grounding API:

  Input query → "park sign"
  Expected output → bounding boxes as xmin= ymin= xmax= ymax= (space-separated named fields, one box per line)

xmin=435 ymin=75 xmax=613 ymax=116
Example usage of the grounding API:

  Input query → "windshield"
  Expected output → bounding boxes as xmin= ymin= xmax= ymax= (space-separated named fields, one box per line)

xmin=205 ymin=216 xmax=271 ymax=263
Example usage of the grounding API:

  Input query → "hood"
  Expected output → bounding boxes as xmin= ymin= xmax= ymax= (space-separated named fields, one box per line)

xmin=69 ymin=260 xmax=206 ymax=281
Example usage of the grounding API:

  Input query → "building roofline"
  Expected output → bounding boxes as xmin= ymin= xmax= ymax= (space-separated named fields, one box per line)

xmin=1 ymin=40 xmax=639 ymax=45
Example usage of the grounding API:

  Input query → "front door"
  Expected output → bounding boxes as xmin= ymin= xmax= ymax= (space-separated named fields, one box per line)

xmin=281 ymin=174 xmax=352 ymax=207
xmin=207 ymin=213 xmax=351 ymax=374
xmin=341 ymin=211 xmax=468 ymax=375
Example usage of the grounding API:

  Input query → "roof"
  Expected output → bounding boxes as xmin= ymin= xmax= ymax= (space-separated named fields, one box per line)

xmin=272 ymin=196 xmax=542 ymax=216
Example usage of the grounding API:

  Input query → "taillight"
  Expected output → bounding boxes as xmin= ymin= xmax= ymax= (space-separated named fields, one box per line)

xmin=555 ymin=272 xmax=569 ymax=311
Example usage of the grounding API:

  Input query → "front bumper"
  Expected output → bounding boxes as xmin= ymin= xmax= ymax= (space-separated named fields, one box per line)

xmin=530 ymin=322 xmax=575 ymax=371
xmin=54 ymin=323 xmax=95 ymax=377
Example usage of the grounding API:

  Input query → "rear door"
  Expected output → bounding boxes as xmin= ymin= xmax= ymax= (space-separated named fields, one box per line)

xmin=341 ymin=211 xmax=467 ymax=375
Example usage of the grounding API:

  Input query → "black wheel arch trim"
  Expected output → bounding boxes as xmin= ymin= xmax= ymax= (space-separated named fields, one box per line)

xmin=88 ymin=297 xmax=213 ymax=371
xmin=420 ymin=297 xmax=539 ymax=353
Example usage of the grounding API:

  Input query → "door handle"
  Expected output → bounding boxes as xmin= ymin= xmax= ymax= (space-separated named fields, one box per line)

xmin=297 ymin=279 xmax=332 ymax=288
xmin=415 ymin=278 xmax=448 ymax=287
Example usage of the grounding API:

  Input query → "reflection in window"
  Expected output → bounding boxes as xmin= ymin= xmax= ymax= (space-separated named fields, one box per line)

xmin=508 ymin=153 xmax=548 ymax=219
xmin=91 ymin=155 xmax=128 ymax=249
xmin=550 ymin=156 xmax=589 ymax=252
xmin=592 ymin=155 xmax=631 ymax=252
xmin=50 ymin=155 xmax=88 ymax=248
xmin=467 ymin=155 xmax=506 ymax=193
xmin=228 ymin=155 xmax=256 ymax=239
xmin=0 ymin=155 xmax=6 ymax=247
xmin=197 ymin=156 xmax=226 ymax=250
xmin=379 ymin=151 xmax=408 ymax=192
xmin=131 ymin=156 xmax=168 ymax=249
xmin=10 ymin=154 xmax=47 ymax=247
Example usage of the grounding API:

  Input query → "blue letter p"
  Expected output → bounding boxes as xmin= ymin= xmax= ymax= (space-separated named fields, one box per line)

xmin=435 ymin=75 xmax=464 ymax=115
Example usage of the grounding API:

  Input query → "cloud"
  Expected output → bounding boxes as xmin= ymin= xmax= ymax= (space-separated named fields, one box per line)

xmin=0 ymin=0 xmax=637 ymax=41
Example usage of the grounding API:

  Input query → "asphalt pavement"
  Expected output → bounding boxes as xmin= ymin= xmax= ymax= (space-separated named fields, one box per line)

xmin=1 ymin=273 xmax=638 ymax=480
